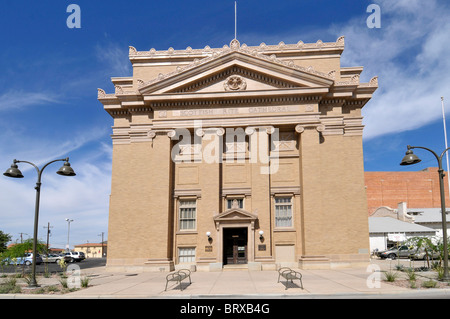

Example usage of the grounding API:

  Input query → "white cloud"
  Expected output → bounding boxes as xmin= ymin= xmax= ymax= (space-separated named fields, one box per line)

xmin=95 ymin=42 xmax=132 ymax=77
xmin=239 ymin=1 xmax=450 ymax=142
xmin=0 ymin=142 xmax=112 ymax=248
xmin=0 ymin=90 xmax=60 ymax=111
xmin=0 ymin=124 xmax=111 ymax=247
xmin=330 ymin=0 xmax=450 ymax=140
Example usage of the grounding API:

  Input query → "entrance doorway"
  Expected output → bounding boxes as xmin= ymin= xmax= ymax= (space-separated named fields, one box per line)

xmin=223 ymin=228 xmax=248 ymax=265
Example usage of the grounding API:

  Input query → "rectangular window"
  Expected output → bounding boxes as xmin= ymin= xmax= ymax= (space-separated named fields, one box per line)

xmin=178 ymin=247 xmax=196 ymax=263
xmin=179 ymin=200 xmax=196 ymax=230
xmin=275 ymin=197 xmax=292 ymax=227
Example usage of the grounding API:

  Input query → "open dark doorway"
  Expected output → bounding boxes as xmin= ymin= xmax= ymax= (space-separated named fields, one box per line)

xmin=223 ymin=227 xmax=247 ymax=265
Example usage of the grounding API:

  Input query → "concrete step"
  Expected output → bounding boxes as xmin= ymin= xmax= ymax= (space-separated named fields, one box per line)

xmin=223 ymin=264 xmax=248 ymax=271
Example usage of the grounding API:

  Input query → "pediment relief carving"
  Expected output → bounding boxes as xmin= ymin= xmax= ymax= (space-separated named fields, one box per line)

xmin=170 ymin=66 xmax=297 ymax=94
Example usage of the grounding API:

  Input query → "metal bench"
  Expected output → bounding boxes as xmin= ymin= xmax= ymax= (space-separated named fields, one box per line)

xmin=165 ymin=269 xmax=192 ymax=291
xmin=277 ymin=267 xmax=303 ymax=290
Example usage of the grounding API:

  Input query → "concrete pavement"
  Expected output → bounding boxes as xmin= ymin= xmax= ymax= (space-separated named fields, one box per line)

xmin=67 ymin=267 xmax=410 ymax=298
xmin=2 ymin=259 xmax=450 ymax=299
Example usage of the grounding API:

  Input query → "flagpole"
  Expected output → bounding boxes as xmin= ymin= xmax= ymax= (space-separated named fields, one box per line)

xmin=235 ymin=1 xmax=237 ymax=40
xmin=441 ymin=96 xmax=450 ymax=201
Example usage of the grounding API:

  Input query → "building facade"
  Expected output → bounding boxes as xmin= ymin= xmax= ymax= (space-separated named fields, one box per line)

xmin=365 ymin=168 xmax=450 ymax=214
xmin=74 ymin=243 xmax=107 ymax=258
xmin=98 ymin=37 xmax=378 ymax=271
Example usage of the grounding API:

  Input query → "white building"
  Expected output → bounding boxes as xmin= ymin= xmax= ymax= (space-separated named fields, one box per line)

xmin=408 ymin=208 xmax=450 ymax=239
xmin=368 ymin=217 xmax=436 ymax=252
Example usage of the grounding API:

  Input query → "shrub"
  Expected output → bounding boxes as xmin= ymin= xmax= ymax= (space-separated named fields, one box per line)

xmin=422 ymin=280 xmax=437 ymax=288
xmin=81 ymin=277 xmax=90 ymax=288
xmin=0 ymin=277 xmax=21 ymax=294
xmin=384 ymin=271 xmax=398 ymax=282
xmin=59 ymin=278 xmax=68 ymax=288
xmin=406 ymin=270 xmax=416 ymax=281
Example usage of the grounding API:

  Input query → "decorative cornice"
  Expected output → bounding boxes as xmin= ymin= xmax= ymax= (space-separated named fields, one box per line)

xmin=335 ymin=75 xmax=378 ymax=87
xmin=128 ymin=36 xmax=345 ymax=59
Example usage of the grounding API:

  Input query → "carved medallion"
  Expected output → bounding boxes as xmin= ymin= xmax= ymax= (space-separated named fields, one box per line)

xmin=224 ymin=75 xmax=247 ymax=91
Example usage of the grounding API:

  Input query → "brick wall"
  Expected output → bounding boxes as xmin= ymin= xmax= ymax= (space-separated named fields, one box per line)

xmin=365 ymin=168 xmax=450 ymax=214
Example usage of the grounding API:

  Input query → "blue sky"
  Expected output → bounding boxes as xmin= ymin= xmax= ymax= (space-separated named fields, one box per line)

xmin=0 ymin=0 xmax=449 ymax=249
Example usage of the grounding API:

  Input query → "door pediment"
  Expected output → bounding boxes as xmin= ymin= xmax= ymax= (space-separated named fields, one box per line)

xmin=214 ymin=208 xmax=258 ymax=221
xmin=138 ymin=40 xmax=334 ymax=96
xmin=214 ymin=207 xmax=258 ymax=231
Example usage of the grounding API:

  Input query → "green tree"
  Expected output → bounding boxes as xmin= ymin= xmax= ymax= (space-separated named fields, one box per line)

xmin=0 ymin=231 xmax=12 ymax=253
xmin=2 ymin=238 xmax=46 ymax=277
xmin=406 ymin=236 xmax=447 ymax=268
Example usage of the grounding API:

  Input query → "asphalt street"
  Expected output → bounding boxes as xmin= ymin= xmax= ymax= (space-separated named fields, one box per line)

xmin=1 ymin=257 xmax=106 ymax=274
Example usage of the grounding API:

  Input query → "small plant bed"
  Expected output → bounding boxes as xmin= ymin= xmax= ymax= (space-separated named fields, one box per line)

xmin=0 ymin=272 xmax=90 ymax=295
xmin=384 ymin=277 xmax=449 ymax=290
xmin=382 ymin=267 xmax=450 ymax=290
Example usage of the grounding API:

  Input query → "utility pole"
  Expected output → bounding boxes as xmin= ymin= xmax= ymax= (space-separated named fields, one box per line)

xmin=98 ymin=232 xmax=105 ymax=257
xmin=43 ymin=222 xmax=53 ymax=253
xmin=18 ymin=233 xmax=28 ymax=244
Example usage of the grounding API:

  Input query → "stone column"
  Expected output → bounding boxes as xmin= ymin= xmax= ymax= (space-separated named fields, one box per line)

xmin=106 ymin=129 xmax=175 ymax=272
xmin=143 ymin=130 xmax=175 ymax=271
xmin=295 ymin=124 xmax=330 ymax=268
xmin=246 ymin=126 xmax=275 ymax=269
xmin=196 ymin=128 xmax=223 ymax=267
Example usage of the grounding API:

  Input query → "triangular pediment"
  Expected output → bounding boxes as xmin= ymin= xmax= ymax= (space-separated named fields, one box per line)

xmin=214 ymin=208 xmax=258 ymax=222
xmin=138 ymin=41 xmax=334 ymax=96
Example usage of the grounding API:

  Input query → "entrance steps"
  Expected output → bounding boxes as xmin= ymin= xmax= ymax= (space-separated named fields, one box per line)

xmin=223 ymin=264 xmax=248 ymax=271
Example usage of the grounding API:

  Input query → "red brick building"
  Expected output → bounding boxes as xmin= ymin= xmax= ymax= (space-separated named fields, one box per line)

xmin=365 ymin=168 xmax=450 ymax=214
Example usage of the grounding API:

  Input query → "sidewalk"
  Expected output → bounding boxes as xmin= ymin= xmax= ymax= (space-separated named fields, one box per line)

xmin=3 ymin=261 xmax=450 ymax=299
xmin=67 ymin=267 xmax=410 ymax=298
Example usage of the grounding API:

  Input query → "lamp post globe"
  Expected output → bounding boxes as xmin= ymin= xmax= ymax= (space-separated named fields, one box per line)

xmin=3 ymin=161 xmax=24 ymax=178
xmin=400 ymin=149 xmax=421 ymax=166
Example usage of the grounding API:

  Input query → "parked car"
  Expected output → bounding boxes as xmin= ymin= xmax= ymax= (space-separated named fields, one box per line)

xmin=409 ymin=249 xmax=441 ymax=260
xmin=42 ymin=254 xmax=64 ymax=263
xmin=378 ymin=245 xmax=414 ymax=259
xmin=7 ymin=253 xmax=43 ymax=266
xmin=64 ymin=251 xmax=85 ymax=262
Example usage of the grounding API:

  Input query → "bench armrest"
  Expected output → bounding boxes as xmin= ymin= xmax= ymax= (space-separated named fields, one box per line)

xmin=278 ymin=267 xmax=292 ymax=274
xmin=178 ymin=269 xmax=191 ymax=276
xmin=289 ymin=270 xmax=302 ymax=279
xmin=281 ymin=269 xmax=293 ymax=276
xmin=166 ymin=273 xmax=181 ymax=281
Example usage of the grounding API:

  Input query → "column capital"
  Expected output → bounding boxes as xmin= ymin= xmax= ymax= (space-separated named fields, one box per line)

xmin=295 ymin=124 xmax=325 ymax=134
xmin=195 ymin=127 xmax=225 ymax=137
xmin=245 ymin=126 xmax=275 ymax=135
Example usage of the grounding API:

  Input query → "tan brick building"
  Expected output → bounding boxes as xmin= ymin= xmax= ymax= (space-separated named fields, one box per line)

xmin=98 ymin=37 xmax=378 ymax=271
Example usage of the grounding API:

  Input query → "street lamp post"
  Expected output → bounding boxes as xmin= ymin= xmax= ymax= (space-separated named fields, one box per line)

xmin=400 ymin=145 xmax=450 ymax=281
xmin=65 ymin=218 xmax=74 ymax=251
xmin=3 ymin=158 xmax=76 ymax=287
